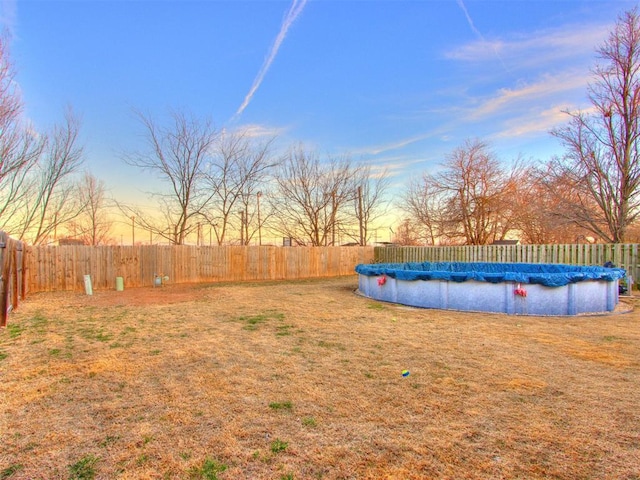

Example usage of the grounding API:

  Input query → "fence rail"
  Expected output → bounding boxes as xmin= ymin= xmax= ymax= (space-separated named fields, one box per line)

xmin=373 ymin=244 xmax=640 ymax=282
xmin=25 ymin=244 xmax=375 ymax=293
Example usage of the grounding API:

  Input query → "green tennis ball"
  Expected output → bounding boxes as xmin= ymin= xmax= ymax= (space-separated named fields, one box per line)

xmin=402 ymin=370 xmax=410 ymax=377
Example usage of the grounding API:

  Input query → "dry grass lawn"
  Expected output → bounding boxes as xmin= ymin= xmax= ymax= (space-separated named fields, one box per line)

xmin=1 ymin=276 xmax=639 ymax=480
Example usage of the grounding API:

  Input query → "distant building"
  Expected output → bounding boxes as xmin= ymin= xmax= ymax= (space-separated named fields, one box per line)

xmin=58 ymin=237 xmax=86 ymax=246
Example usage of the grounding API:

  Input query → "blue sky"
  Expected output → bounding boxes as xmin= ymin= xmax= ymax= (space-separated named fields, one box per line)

xmin=3 ymin=0 xmax=639 ymax=205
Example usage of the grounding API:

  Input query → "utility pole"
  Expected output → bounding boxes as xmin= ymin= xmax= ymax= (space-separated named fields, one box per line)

xmin=357 ymin=185 xmax=364 ymax=246
xmin=331 ymin=190 xmax=336 ymax=246
xmin=245 ymin=206 xmax=249 ymax=246
xmin=131 ymin=216 xmax=135 ymax=245
xmin=257 ymin=191 xmax=262 ymax=246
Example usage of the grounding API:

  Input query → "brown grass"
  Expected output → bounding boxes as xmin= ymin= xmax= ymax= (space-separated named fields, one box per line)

xmin=1 ymin=276 xmax=639 ymax=480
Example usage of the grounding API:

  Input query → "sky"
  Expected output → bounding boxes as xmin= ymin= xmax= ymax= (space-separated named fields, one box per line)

xmin=2 ymin=0 xmax=639 ymax=212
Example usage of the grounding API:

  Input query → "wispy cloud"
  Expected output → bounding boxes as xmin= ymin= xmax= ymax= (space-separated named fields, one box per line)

xmin=234 ymin=0 xmax=307 ymax=120
xmin=357 ymin=70 xmax=589 ymax=159
xmin=363 ymin=154 xmax=433 ymax=180
xmin=492 ymin=105 xmax=571 ymax=139
xmin=456 ymin=0 xmax=509 ymax=72
xmin=447 ymin=22 xmax=610 ymax=67
xmin=493 ymin=103 xmax=599 ymax=140
xmin=231 ymin=123 xmax=288 ymax=139
xmin=358 ymin=133 xmax=431 ymax=156
xmin=469 ymin=70 xmax=589 ymax=120
xmin=436 ymin=21 xmax=613 ymax=141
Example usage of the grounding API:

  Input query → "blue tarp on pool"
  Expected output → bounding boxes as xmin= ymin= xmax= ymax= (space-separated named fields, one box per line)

xmin=355 ymin=262 xmax=626 ymax=288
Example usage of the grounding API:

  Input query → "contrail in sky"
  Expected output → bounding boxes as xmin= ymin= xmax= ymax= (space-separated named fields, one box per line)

xmin=234 ymin=0 xmax=308 ymax=120
xmin=456 ymin=0 xmax=509 ymax=72
xmin=456 ymin=0 xmax=483 ymax=40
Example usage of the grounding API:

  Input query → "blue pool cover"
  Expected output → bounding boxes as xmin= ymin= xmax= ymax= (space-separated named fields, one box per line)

xmin=355 ymin=262 xmax=626 ymax=288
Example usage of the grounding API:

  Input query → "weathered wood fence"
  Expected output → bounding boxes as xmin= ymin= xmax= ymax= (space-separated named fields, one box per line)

xmin=26 ymin=244 xmax=375 ymax=293
xmin=25 ymin=242 xmax=640 ymax=295
xmin=0 ymin=232 xmax=26 ymax=327
xmin=374 ymin=244 xmax=640 ymax=282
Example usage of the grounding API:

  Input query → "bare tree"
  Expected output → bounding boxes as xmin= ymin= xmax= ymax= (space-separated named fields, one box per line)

xmin=514 ymin=165 xmax=595 ymax=244
xmin=398 ymin=174 xmax=446 ymax=245
xmin=66 ymin=172 xmax=113 ymax=245
xmin=346 ymin=165 xmax=390 ymax=245
xmin=0 ymin=36 xmax=44 ymax=232
xmin=429 ymin=139 xmax=520 ymax=245
xmin=201 ymin=130 xmax=276 ymax=245
xmin=0 ymin=38 xmax=85 ymax=244
xmin=17 ymin=110 xmax=85 ymax=244
xmin=122 ymin=110 xmax=218 ymax=245
xmin=551 ymin=8 xmax=640 ymax=243
xmin=235 ymin=188 xmax=275 ymax=246
xmin=269 ymin=147 xmax=355 ymax=246
xmin=392 ymin=218 xmax=422 ymax=246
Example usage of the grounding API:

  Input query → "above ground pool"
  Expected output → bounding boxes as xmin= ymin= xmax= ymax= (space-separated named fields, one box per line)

xmin=355 ymin=262 xmax=626 ymax=316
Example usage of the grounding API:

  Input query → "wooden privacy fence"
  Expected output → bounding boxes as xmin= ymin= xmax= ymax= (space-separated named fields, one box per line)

xmin=11 ymin=239 xmax=640 ymax=306
xmin=374 ymin=243 xmax=640 ymax=283
xmin=0 ymin=232 xmax=26 ymax=327
xmin=22 ymin=242 xmax=640 ymax=295
xmin=26 ymin=244 xmax=375 ymax=293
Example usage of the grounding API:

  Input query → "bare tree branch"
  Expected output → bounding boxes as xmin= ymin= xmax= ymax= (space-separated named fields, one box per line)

xmin=346 ymin=165 xmax=390 ymax=245
xmin=269 ymin=147 xmax=356 ymax=246
xmin=551 ymin=8 xmax=640 ymax=242
xmin=123 ymin=109 xmax=219 ymax=245
xmin=66 ymin=172 xmax=114 ymax=245
xmin=18 ymin=109 xmax=85 ymax=244
xmin=201 ymin=129 xmax=276 ymax=245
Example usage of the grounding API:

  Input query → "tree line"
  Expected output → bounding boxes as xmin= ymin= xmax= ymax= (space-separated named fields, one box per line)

xmin=397 ymin=9 xmax=640 ymax=246
xmin=116 ymin=111 xmax=390 ymax=246
xmin=2 ymin=9 xmax=640 ymax=246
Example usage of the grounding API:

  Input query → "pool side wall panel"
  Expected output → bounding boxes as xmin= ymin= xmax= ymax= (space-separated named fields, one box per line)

xmin=358 ymin=274 xmax=619 ymax=316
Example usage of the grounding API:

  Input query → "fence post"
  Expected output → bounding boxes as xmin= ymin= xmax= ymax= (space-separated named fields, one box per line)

xmin=12 ymin=241 xmax=22 ymax=310
xmin=0 ymin=231 xmax=8 ymax=327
